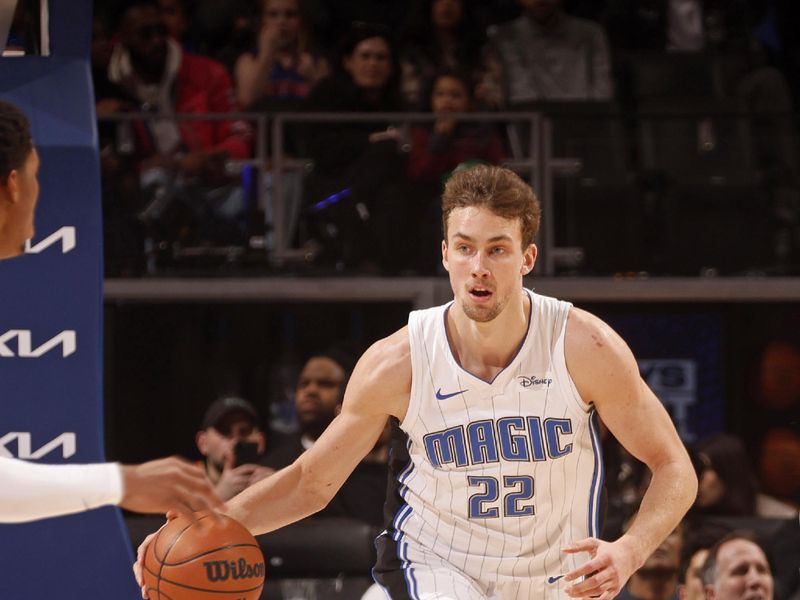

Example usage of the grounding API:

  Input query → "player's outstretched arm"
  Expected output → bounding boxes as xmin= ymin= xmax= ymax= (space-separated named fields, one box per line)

xmin=0 ymin=455 xmax=221 ymax=523
xmin=119 ymin=456 xmax=224 ymax=515
xmin=227 ymin=327 xmax=412 ymax=535
xmin=561 ymin=308 xmax=698 ymax=600
xmin=134 ymin=328 xmax=411 ymax=596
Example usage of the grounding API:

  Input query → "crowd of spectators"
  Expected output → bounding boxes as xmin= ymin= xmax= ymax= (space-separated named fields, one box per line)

xmin=87 ymin=0 xmax=800 ymax=276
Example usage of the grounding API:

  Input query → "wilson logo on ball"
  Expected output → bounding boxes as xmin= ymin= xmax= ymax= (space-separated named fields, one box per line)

xmin=203 ymin=559 xmax=266 ymax=582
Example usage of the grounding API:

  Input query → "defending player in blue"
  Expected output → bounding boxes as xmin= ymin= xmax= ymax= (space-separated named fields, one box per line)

xmin=0 ymin=99 xmax=223 ymax=522
xmin=135 ymin=164 xmax=698 ymax=599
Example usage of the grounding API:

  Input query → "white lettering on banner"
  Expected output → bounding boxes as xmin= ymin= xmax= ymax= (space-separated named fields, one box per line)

xmin=0 ymin=330 xmax=76 ymax=358
xmin=639 ymin=359 xmax=697 ymax=442
xmin=0 ymin=432 xmax=77 ymax=459
xmin=25 ymin=226 xmax=76 ymax=254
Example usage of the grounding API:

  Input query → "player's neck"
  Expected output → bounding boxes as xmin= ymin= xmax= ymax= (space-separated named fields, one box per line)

xmin=447 ymin=291 xmax=530 ymax=378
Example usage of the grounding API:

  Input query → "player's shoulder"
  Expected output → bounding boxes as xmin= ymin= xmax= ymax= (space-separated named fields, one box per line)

xmin=360 ymin=327 xmax=412 ymax=385
xmin=565 ymin=307 xmax=635 ymax=369
xmin=345 ymin=327 xmax=411 ymax=419
xmin=565 ymin=307 xmax=640 ymax=404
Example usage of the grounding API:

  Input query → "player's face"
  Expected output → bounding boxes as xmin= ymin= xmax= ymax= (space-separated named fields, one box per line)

xmin=0 ymin=148 xmax=40 ymax=259
xmin=295 ymin=357 xmax=345 ymax=431
xmin=442 ymin=206 xmax=536 ymax=323
xmin=711 ymin=540 xmax=773 ymax=600
xmin=343 ymin=37 xmax=392 ymax=92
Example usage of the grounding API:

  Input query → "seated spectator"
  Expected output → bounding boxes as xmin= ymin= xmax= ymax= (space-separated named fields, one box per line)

xmin=618 ymin=519 xmax=684 ymax=600
xmin=196 ymin=396 xmax=273 ymax=501
xmin=407 ymin=69 xmax=507 ymax=273
xmin=263 ymin=351 xmax=389 ymax=526
xmin=302 ymin=22 xmax=411 ymax=273
xmin=234 ymin=0 xmax=329 ymax=111
xmin=408 ymin=69 xmax=506 ymax=185
xmin=678 ymin=521 xmax=730 ymax=600
xmin=702 ymin=532 xmax=774 ymax=600
xmin=693 ymin=433 xmax=797 ymax=518
xmin=100 ymin=0 xmax=252 ymax=247
xmin=486 ymin=0 xmax=613 ymax=105
xmin=400 ymin=0 xmax=499 ymax=109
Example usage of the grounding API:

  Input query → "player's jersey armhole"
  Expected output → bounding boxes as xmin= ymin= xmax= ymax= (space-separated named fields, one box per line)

xmin=555 ymin=305 xmax=594 ymax=415
xmin=400 ymin=310 xmax=423 ymax=433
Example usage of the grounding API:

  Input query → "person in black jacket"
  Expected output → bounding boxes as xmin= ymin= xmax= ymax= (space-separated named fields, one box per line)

xmin=263 ymin=351 xmax=389 ymax=526
xmin=301 ymin=21 xmax=412 ymax=273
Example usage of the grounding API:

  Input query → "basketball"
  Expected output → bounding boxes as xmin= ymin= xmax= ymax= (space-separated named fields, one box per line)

xmin=142 ymin=513 xmax=265 ymax=600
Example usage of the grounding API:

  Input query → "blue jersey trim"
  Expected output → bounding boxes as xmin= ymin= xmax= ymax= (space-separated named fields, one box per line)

xmin=587 ymin=409 xmax=604 ymax=537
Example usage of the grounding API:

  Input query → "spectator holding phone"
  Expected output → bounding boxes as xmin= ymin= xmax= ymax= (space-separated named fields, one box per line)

xmin=196 ymin=396 xmax=274 ymax=501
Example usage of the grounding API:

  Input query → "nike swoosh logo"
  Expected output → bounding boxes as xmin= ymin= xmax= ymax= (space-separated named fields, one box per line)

xmin=547 ymin=576 xmax=565 ymax=584
xmin=435 ymin=388 xmax=468 ymax=400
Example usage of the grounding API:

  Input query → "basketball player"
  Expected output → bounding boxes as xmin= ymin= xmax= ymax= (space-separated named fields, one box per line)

xmin=136 ymin=165 xmax=697 ymax=598
xmin=0 ymin=99 xmax=222 ymax=520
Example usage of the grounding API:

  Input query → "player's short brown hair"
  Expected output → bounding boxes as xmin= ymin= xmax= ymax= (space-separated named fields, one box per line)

xmin=441 ymin=164 xmax=541 ymax=249
xmin=0 ymin=100 xmax=33 ymax=182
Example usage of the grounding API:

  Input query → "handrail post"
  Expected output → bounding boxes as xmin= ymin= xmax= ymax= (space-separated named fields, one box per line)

xmin=271 ymin=114 xmax=285 ymax=264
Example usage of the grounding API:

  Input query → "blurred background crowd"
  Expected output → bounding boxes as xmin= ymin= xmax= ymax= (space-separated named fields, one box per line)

xmin=31 ymin=0 xmax=796 ymax=276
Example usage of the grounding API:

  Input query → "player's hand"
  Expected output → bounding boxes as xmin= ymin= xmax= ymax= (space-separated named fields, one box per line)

xmin=132 ymin=511 xmax=188 ymax=599
xmin=562 ymin=537 xmax=639 ymax=600
xmin=120 ymin=456 xmax=224 ymax=516
xmin=133 ymin=529 xmax=159 ymax=598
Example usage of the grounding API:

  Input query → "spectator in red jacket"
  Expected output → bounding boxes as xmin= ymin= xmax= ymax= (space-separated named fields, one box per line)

xmin=98 ymin=0 xmax=252 ymax=248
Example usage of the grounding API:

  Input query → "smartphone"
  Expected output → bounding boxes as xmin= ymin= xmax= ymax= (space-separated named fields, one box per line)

xmin=233 ymin=441 xmax=260 ymax=467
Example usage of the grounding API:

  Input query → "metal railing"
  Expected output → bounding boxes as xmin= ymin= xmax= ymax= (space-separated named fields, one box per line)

xmin=99 ymin=111 xmax=561 ymax=271
xmin=98 ymin=109 xmax=783 ymax=276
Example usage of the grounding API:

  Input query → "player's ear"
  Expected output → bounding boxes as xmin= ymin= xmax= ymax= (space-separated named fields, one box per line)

xmin=521 ymin=243 xmax=537 ymax=275
xmin=441 ymin=240 xmax=450 ymax=272
xmin=2 ymin=169 xmax=19 ymax=203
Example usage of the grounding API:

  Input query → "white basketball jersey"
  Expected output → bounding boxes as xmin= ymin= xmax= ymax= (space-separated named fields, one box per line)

xmin=381 ymin=289 xmax=603 ymax=598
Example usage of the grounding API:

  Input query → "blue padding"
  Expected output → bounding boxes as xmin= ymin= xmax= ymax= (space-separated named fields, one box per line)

xmin=0 ymin=2 xmax=141 ymax=594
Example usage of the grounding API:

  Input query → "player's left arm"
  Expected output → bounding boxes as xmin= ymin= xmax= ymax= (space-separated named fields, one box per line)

xmin=562 ymin=308 xmax=698 ymax=600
